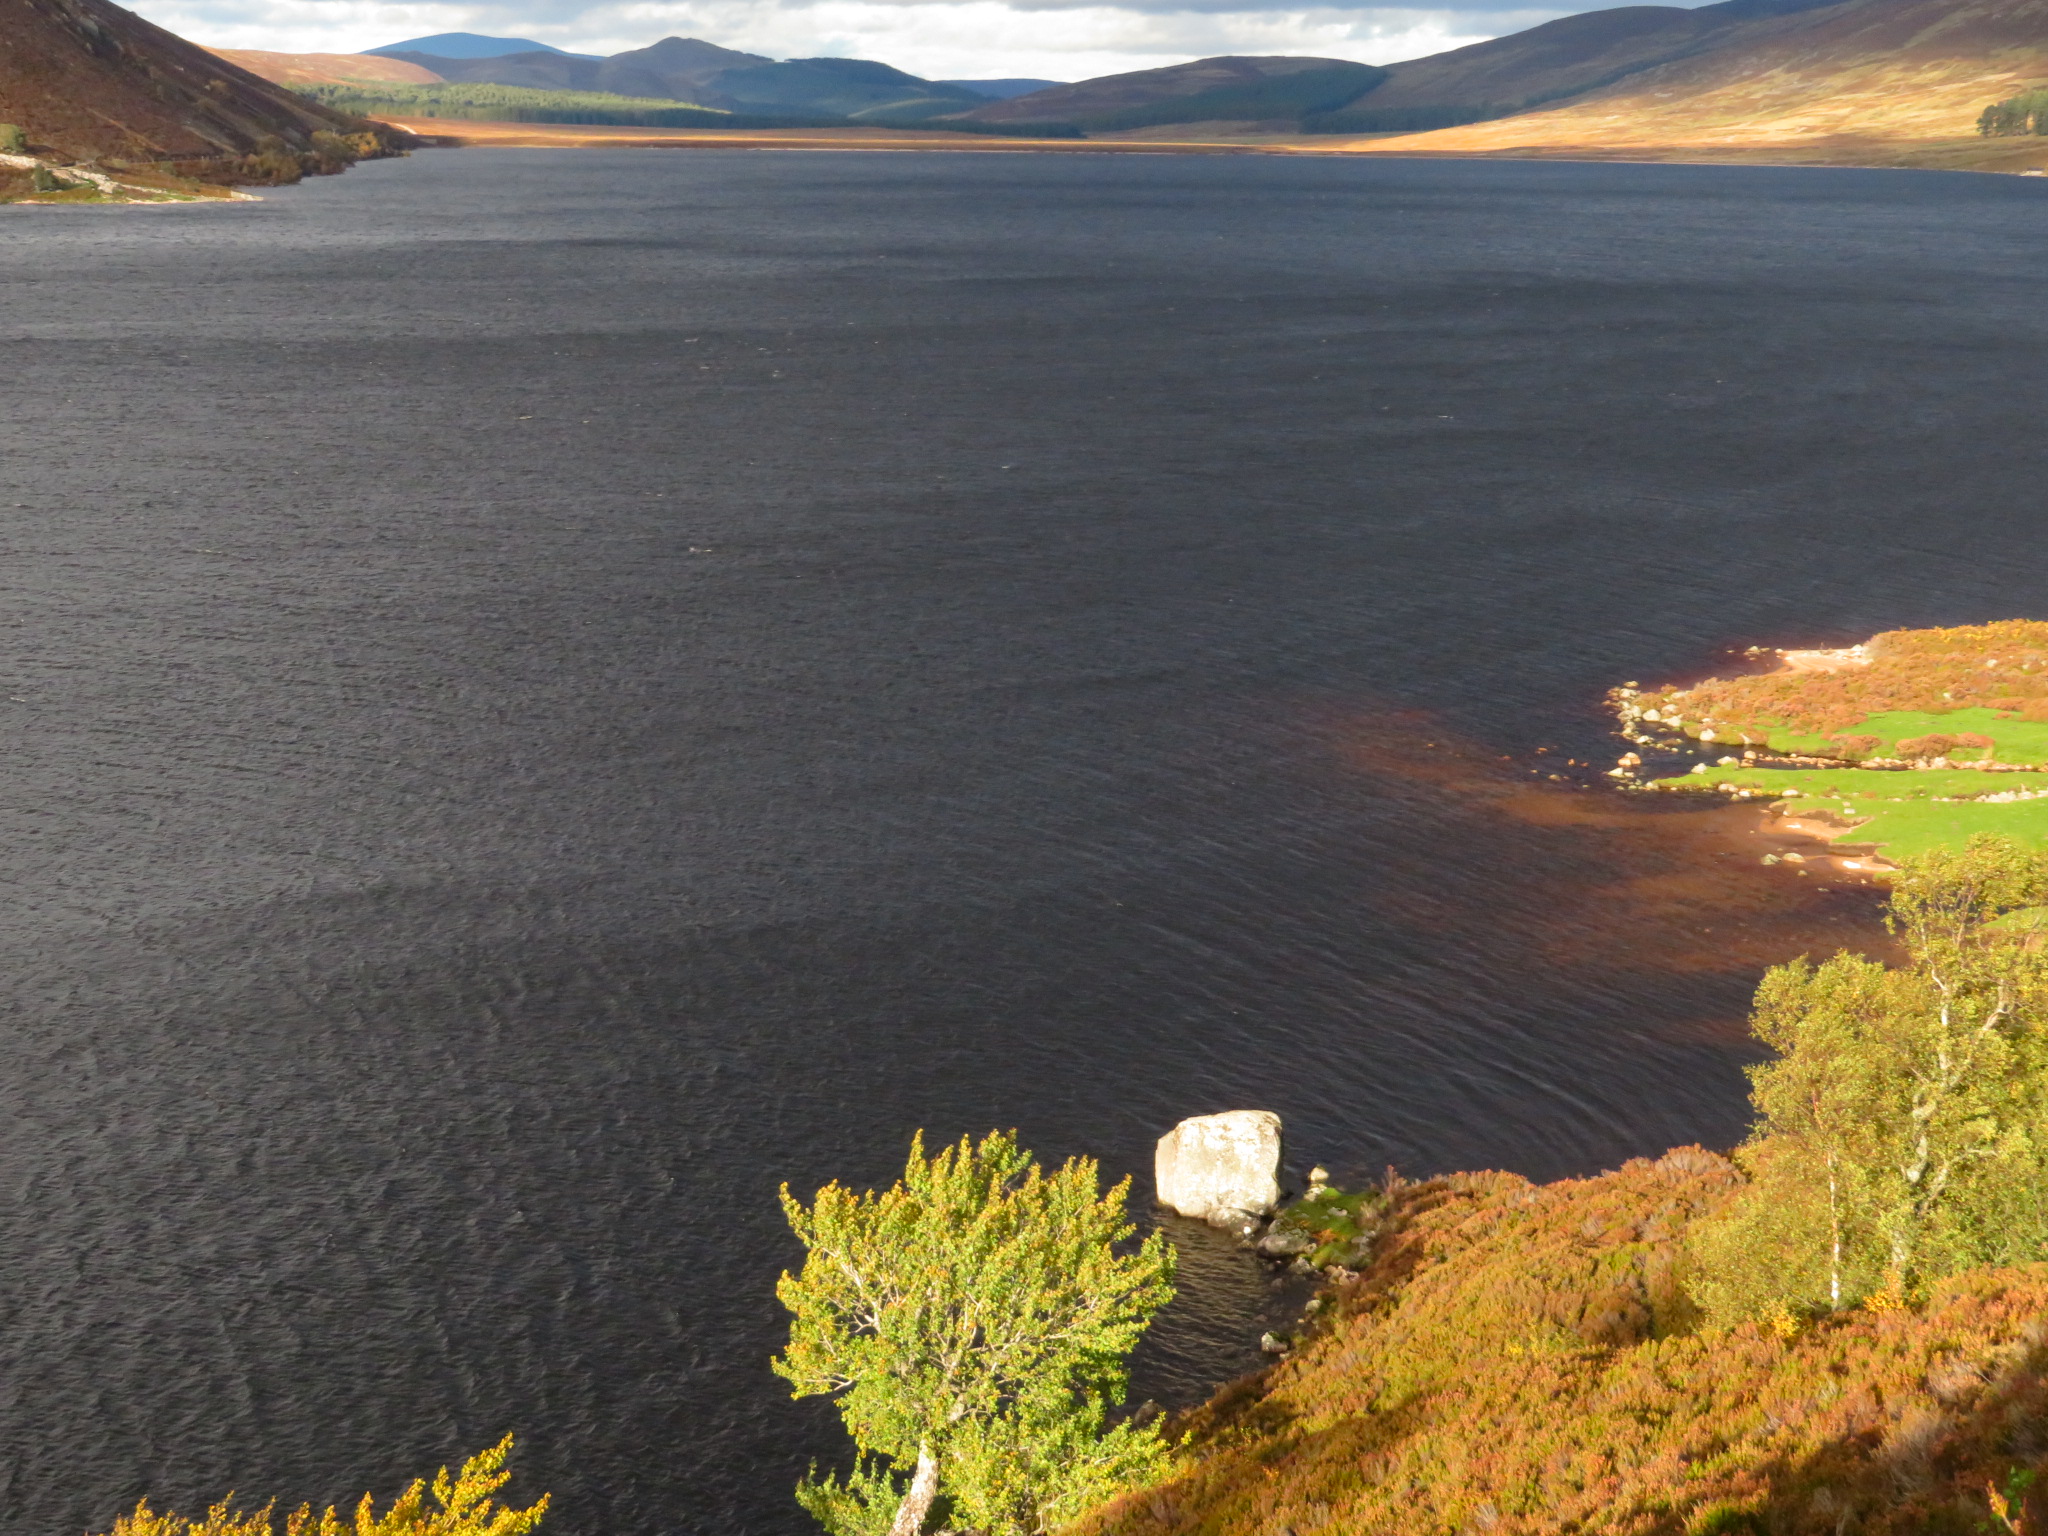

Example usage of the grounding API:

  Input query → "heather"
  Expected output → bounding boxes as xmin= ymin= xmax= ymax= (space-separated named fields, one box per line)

xmin=1074 ymin=840 xmax=2048 ymax=1536
xmin=1629 ymin=621 xmax=2048 ymax=747
xmin=1074 ymin=1156 xmax=2048 ymax=1536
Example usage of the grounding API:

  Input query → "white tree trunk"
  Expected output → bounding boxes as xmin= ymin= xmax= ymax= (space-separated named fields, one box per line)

xmin=888 ymin=1446 xmax=940 ymax=1536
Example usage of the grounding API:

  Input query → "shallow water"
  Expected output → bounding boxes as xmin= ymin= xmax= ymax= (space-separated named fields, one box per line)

xmin=0 ymin=148 xmax=2044 ymax=1533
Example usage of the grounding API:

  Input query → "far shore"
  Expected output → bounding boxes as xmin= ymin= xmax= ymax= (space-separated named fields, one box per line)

xmin=373 ymin=116 xmax=2048 ymax=174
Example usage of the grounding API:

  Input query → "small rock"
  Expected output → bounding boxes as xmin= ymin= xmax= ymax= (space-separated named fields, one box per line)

xmin=1256 ymin=1225 xmax=1315 ymax=1258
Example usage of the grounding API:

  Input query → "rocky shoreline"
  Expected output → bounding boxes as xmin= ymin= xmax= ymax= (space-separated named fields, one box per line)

xmin=1154 ymin=1110 xmax=1382 ymax=1357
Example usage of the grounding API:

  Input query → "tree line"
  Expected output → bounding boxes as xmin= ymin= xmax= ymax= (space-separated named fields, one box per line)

xmin=1978 ymin=90 xmax=2048 ymax=136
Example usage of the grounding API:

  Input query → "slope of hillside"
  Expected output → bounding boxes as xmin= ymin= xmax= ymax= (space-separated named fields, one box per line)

xmin=1320 ymin=0 xmax=1849 ymax=130
xmin=208 ymin=49 xmax=443 ymax=87
xmin=961 ymin=56 xmax=1385 ymax=128
xmin=943 ymin=78 xmax=1064 ymax=99
xmin=381 ymin=49 xmax=602 ymax=90
xmin=365 ymin=33 xmax=589 ymax=59
xmin=705 ymin=58 xmax=984 ymax=118
xmin=1344 ymin=0 xmax=2048 ymax=166
xmin=1077 ymin=1150 xmax=2048 ymax=1536
xmin=0 ymin=0 xmax=398 ymax=177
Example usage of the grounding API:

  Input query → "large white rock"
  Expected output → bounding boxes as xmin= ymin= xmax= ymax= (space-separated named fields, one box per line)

xmin=1155 ymin=1110 xmax=1283 ymax=1224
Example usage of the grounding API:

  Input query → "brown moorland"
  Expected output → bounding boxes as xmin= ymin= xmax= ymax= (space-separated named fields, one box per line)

xmin=1077 ymin=1149 xmax=2048 ymax=1536
xmin=0 ymin=0 xmax=406 ymax=181
xmin=205 ymin=49 xmax=445 ymax=88
xmin=1335 ymin=0 xmax=2048 ymax=170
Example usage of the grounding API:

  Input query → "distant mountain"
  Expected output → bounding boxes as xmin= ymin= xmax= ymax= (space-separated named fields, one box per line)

xmin=942 ymin=78 xmax=1064 ymax=99
xmin=1312 ymin=0 xmax=1852 ymax=131
xmin=0 ymin=0 xmax=384 ymax=171
xmin=596 ymin=37 xmax=774 ymax=98
xmin=707 ymin=58 xmax=985 ymax=119
xmin=960 ymin=56 xmax=1386 ymax=129
xmin=383 ymin=37 xmax=978 ymax=120
xmin=365 ymin=33 xmax=600 ymax=60
xmin=382 ymin=50 xmax=602 ymax=91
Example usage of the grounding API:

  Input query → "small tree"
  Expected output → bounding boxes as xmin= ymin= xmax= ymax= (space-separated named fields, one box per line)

xmin=1691 ymin=835 xmax=2048 ymax=1322
xmin=775 ymin=1130 xmax=1175 ymax=1536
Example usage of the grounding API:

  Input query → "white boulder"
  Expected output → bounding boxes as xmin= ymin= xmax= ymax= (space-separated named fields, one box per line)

xmin=1155 ymin=1110 xmax=1283 ymax=1225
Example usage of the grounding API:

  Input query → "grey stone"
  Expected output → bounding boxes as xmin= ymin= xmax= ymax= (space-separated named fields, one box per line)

xmin=1255 ymin=1224 xmax=1316 ymax=1258
xmin=1155 ymin=1110 xmax=1283 ymax=1222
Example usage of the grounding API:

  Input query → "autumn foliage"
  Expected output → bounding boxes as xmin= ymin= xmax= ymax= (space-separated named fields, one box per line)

xmin=1072 ymin=1156 xmax=2048 ymax=1536
xmin=1650 ymin=620 xmax=2048 ymax=739
xmin=97 ymin=1438 xmax=547 ymax=1536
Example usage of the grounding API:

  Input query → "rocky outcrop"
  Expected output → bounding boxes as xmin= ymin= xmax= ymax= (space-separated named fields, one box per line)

xmin=1155 ymin=1110 xmax=1282 ymax=1227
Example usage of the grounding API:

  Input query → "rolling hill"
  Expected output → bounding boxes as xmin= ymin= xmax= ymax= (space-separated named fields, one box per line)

xmin=957 ymin=55 xmax=1387 ymax=129
xmin=1313 ymin=0 xmax=1846 ymax=131
xmin=363 ymin=36 xmax=981 ymax=120
xmin=0 ymin=0 xmax=396 ymax=177
xmin=365 ymin=33 xmax=597 ymax=59
xmin=1346 ymin=0 xmax=2048 ymax=166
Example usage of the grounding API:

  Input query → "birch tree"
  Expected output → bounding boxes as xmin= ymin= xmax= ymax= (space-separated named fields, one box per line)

xmin=774 ymin=1130 xmax=1175 ymax=1536
xmin=1692 ymin=836 xmax=2048 ymax=1322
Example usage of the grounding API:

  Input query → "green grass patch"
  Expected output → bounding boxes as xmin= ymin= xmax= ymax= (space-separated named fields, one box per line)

xmin=1656 ymin=761 xmax=2048 ymax=859
xmin=1674 ymin=764 xmax=2048 ymax=801
xmin=1761 ymin=707 xmax=2048 ymax=764
xmin=1827 ymin=796 xmax=2048 ymax=861
xmin=1268 ymin=1185 xmax=1383 ymax=1268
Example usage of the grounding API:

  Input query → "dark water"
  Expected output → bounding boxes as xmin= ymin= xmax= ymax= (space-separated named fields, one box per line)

xmin=0 ymin=148 xmax=2045 ymax=1534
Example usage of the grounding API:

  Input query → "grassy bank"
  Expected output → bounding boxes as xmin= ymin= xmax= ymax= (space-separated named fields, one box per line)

xmin=1621 ymin=622 xmax=2048 ymax=862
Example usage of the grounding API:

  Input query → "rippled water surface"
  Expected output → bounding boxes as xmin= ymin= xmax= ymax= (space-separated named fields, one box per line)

xmin=2 ymin=148 xmax=2047 ymax=1533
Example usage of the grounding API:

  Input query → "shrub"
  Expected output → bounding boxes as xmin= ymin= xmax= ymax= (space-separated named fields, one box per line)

xmin=95 ymin=1438 xmax=546 ymax=1536
xmin=776 ymin=1131 xmax=1175 ymax=1536
xmin=1895 ymin=733 xmax=1957 ymax=760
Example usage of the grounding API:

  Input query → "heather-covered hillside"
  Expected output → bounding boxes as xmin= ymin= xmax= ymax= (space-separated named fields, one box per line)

xmin=0 ymin=0 xmax=405 ymax=182
xmin=1079 ymin=1151 xmax=2048 ymax=1535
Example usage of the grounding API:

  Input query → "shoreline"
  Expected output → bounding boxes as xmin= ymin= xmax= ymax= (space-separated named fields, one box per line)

xmin=373 ymin=117 xmax=2048 ymax=175
xmin=1612 ymin=623 xmax=2048 ymax=868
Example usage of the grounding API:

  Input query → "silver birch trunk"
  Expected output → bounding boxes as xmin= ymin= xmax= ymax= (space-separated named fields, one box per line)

xmin=888 ymin=1446 xmax=940 ymax=1536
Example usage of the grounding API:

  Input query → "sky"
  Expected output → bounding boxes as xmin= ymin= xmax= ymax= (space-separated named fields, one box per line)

xmin=146 ymin=0 xmax=1616 ymax=85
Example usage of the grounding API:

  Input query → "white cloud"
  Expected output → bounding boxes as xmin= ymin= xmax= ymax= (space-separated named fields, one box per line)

xmin=151 ymin=0 xmax=1570 ymax=81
